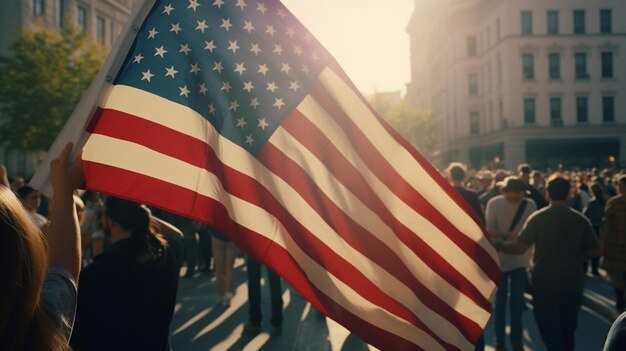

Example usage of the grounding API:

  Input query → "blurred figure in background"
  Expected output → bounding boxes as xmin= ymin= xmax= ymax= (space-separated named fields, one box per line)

xmin=584 ymin=182 xmax=606 ymax=276
xmin=600 ymin=175 xmax=626 ymax=312
xmin=16 ymin=185 xmax=48 ymax=229
xmin=209 ymin=226 xmax=237 ymax=307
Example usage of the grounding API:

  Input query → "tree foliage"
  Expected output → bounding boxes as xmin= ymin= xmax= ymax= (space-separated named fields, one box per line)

xmin=367 ymin=92 xmax=438 ymax=157
xmin=0 ymin=20 xmax=106 ymax=150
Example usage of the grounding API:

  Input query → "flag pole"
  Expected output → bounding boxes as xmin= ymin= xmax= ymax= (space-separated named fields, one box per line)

xmin=30 ymin=0 xmax=157 ymax=196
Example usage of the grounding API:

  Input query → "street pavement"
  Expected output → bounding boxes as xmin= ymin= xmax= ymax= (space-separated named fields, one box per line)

xmin=170 ymin=258 xmax=617 ymax=351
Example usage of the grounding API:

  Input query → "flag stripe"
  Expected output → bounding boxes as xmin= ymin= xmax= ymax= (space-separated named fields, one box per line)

xmin=81 ymin=161 xmax=428 ymax=351
xmin=82 ymin=135 xmax=449 ymax=350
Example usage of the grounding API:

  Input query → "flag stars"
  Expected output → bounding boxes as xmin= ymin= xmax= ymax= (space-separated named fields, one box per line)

xmin=179 ymin=85 xmax=190 ymax=97
xmin=280 ymin=63 xmax=291 ymax=74
xmin=276 ymin=9 xmax=286 ymax=18
xmin=162 ymin=3 xmax=174 ymax=15
xmin=235 ymin=0 xmax=247 ymax=11
xmin=258 ymin=64 xmax=269 ymax=75
xmin=148 ymin=27 xmax=158 ymax=39
xmin=228 ymin=100 xmax=240 ymax=111
xmin=250 ymin=43 xmax=261 ymax=55
xmin=243 ymin=21 xmax=255 ymax=33
xmin=199 ymin=83 xmax=208 ymax=95
xmin=273 ymin=44 xmax=283 ymax=55
xmin=204 ymin=40 xmax=217 ymax=52
xmin=266 ymin=82 xmax=278 ymax=93
xmin=258 ymin=118 xmax=269 ymax=130
xmin=266 ymin=25 xmax=276 ymax=36
xmin=243 ymin=81 xmax=254 ymax=92
xmin=293 ymin=46 xmax=303 ymax=56
xmin=301 ymin=64 xmax=310 ymax=74
xmin=220 ymin=18 xmax=233 ymax=31
xmin=289 ymin=80 xmax=300 ymax=92
xmin=236 ymin=117 xmax=247 ymax=128
xmin=196 ymin=20 xmax=208 ymax=33
xmin=190 ymin=63 xmax=201 ymax=74
xmin=141 ymin=70 xmax=154 ymax=82
xmin=234 ymin=62 xmax=247 ymax=75
xmin=220 ymin=81 xmax=232 ymax=92
xmin=212 ymin=0 xmax=224 ymax=8
xmin=133 ymin=53 xmax=144 ymax=63
xmin=188 ymin=0 xmax=200 ymax=12
xmin=179 ymin=43 xmax=191 ymax=55
xmin=286 ymin=28 xmax=295 ymax=37
xmin=213 ymin=61 xmax=224 ymax=73
xmin=208 ymin=103 xmax=216 ymax=114
xmin=256 ymin=2 xmax=267 ymax=14
xmin=227 ymin=40 xmax=239 ymax=53
xmin=249 ymin=97 xmax=260 ymax=108
xmin=245 ymin=135 xmax=254 ymax=145
xmin=170 ymin=23 xmax=182 ymax=34
xmin=154 ymin=46 xmax=167 ymax=57
xmin=310 ymin=52 xmax=320 ymax=62
xmin=304 ymin=33 xmax=313 ymax=42
xmin=273 ymin=98 xmax=285 ymax=109
xmin=165 ymin=66 xmax=178 ymax=78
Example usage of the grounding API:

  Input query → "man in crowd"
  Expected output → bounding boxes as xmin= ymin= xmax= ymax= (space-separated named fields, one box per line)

xmin=518 ymin=163 xmax=548 ymax=209
xmin=601 ymin=175 xmax=626 ymax=312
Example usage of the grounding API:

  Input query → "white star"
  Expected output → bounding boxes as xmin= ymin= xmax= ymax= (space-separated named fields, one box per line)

xmin=220 ymin=81 xmax=231 ymax=92
xmin=133 ymin=54 xmax=144 ymax=63
xmin=266 ymin=82 xmax=278 ymax=92
xmin=165 ymin=66 xmax=178 ymax=78
xmin=257 ymin=2 xmax=267 ymax=14
xmin=289 ymin=81 xmax=300 ymax=91
xmin=213 ymin=61 xmax=224 ymax=73
xmin=273 ymin=98 xmax=285 ymax=109
xmin=190 ymin=63 xmax=201 ymax=74
xmin=293 ymin=46 xmax=303 ymax=56
xmin=265 ymin=25 xmax=276 ymax=36
xmin=310 ymin=52 xmax=320 ymax=62
xmin=228 ymin=100 xmax=239 ymax=111
xmin=250 ymin=43 xmax=261 ymax=55
xmin=148 ymin=27 xmax=158 ymax=39
xmin=258 ymin=118 xmax=268 ymax=130
xmin=249 ymin=97 xmax=260 ymax=108
xmin=163 ymin=3 xmax=174 ymax=15
xmin=245 ymin=135 xmax=254 ymax=145
xmin=208 ymin=103 xmax=216 ymax=114
xmin=213 ymin=0 xmax=224 ymax=8
xmin=280 ymin=63 xmax=291 ymax=74
xmin=286 ymin=28 xmax=295 ymax=37
xmin=234 ymin=62 xmax=247 ymax=75
xmin=243 ymin=81 xmax=254 ymax=92
xmin=273 ymin=44 xmax=283 ymax=55
xmin=276 ymin=9 xmax=286 ymax=18
xmin=141 ymin=70 xmax=154 ymax=82
xmin=188 ymin=0 xmax=200 ymax=12
xmin=236 ymin=117 xmax=247 ymax=128
xmin=227 ymin=40 xmax=239 ymax=53
xmin=179 ymin=43 xmax=191 ymax=55
xmin=220 ymin=18 xmax=233 ymax=31
xmin=154 ymin=46 xmax=167 ymax=57
xmin=235 ymin=0 xmax=247 ymax=10
xmin=258 ymin=64 xmax=269 ymax=75
xmin=196 ymin=20 xmax=208 ymax=33
xmin=301 ymin=64 xmax=310 ymax=74
xmin=304 ymin=33 xmax=313 ymax=42
xmin=179 ymin=85 xmax=190 ymax=97
xmin=170 ymin=23 xmax=182 ymax=34
xmin=204 ymin=40 xmax=217 ymax=52
xmin=243 ymin=21 xmax=255 ymax=33
xmin=199 ymin=83 xmax=208 ymax=95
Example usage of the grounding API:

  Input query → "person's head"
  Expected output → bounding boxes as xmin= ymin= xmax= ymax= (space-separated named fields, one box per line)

xmin=103 ymin=197 xmax=165 ymax=260
xmin=477 ymin=171 xmax=494 ymax=189
xmin=10 ymin=176 xmax=25 ymax=191
xmin=546 ymin=175 xmax=571 ymax=202
xmin=497 ymin=176 xmax=527 ymax=203
xmin=517 ymin=163 xmax=532 ymax=183
xmin=590 ymin=182 xmax=605 ymax=202
xmin=16 ymin=185 xmax=41 ymax=213
xmin=0 ymin=187 xmax=67 ymax=350
xmin=446 ymin=162 xmax=466 ymax=184
xmin=531 ymin=171 xmax=543 ymax=186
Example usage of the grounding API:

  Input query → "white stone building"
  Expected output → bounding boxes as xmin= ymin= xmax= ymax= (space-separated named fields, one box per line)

xmin=405 ymin=0 xmax=626 ymax=170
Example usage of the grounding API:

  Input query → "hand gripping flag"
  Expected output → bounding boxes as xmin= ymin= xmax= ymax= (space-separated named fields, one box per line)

xmin=32 ymin=0 xmax=499 ymax=349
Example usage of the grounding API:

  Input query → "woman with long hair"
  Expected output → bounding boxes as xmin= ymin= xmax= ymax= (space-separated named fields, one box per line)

xmin=70 ymin=197 xmax=185 ymax=350
xmin=0 ymin=142 xmax=83 ymax=350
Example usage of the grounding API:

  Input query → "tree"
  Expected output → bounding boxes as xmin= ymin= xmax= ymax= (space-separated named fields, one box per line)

xmin=367 ymin=92 xmax=438 ymax=158
xmin=0 ymin=20 xmax=106 ymax=150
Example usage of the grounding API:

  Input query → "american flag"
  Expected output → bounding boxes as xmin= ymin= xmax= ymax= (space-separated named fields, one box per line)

xmin=79 ymin=0 xmax=499 ymax=349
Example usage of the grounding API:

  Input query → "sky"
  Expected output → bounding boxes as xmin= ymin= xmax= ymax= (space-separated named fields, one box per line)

xmin=280 ymin=0 xmax=414 ymax=96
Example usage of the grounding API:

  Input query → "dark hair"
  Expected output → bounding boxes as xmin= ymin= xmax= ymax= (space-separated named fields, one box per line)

xmin=104 ymin=197 xmax=164 ymax=261
xmin=447 ymin=162 xmax=466 ymax=182
xmin=517 ymin=163 xmax=532 ymax=174
xmin=547 ymin=176 xmax=571 ymax=201
xmin=16 ymin=186 xmax=37 ymax=199
xmin=590 ymin=182 xmax=605 ymax=202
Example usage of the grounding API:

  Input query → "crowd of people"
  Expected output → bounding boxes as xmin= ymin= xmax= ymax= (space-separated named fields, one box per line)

xmin=1 ymin=144 xmax=626 ymax=350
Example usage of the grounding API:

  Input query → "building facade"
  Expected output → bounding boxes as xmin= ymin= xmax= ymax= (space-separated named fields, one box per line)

xmin=0 ymin=0 xmax=141 ymax=177
xmin=405 ymin=0 xmax=626 ymax=170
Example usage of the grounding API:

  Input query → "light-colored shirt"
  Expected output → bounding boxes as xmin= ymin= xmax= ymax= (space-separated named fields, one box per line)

xmin=40 ymin=267 xmax=78 ymax=341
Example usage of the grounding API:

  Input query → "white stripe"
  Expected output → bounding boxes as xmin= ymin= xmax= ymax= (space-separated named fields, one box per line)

xmin=88 ymin=88 xmax=454 ymax=349
xmin=270 ymin=127 xmax=478 ymax=348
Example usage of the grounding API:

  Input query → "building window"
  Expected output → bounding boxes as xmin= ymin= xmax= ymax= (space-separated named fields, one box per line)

xmin=470 ymin=111 xmax=480 ymax=134
xmin=524 ymin=98 xmax=536 ymax=124
xmin=56 ymin=0 xmax=65 ymax=28
xmin=468 ymin=73 xmax=479 ymax=96
xmin=521 ymin=11 xmax=533 ymax=35
xmin=576 ymin=97 xmax=588 ymax=123
xmin=601 ymin=52 xmax=613 ymax=78
xmin=550 ymin=98 xmax=562 ymax=125
xmin=574 ymin=10 xmax=585 ymax=34
xmin=522 ymin=54 xmax=534 ymax=80
xmin=600 ymin=9 xmax=612 ymax=34
xmin=33 ymin=0 xmax=45 ymax=18
xmin=575 ymin=53 xmax=588 ymax=79
xmin=467 ymin=36 xmax=477 ymax=57
xmin=603 ymin=96 xmax=615 ymax=122
xmin=77 ymin=5 xmax=87 ymax=31
xmin=549 ymin=53 xmax=560 ymax=80
xmin=547 ymin=10 xmax=559 ymax=34
xmin=97 ymin=16 xmax=105 ymax=43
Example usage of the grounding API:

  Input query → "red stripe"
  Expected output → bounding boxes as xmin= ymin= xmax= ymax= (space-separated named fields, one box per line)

xmin=87 ymin=111 xmax=458 ymax=348
xmin=260 ymin=136 xmax=482 ymax=342
xmin=307 ymin=79 xmax=500 ymax=284
xmin=82 ymin=161 xmax=423 ymax=350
